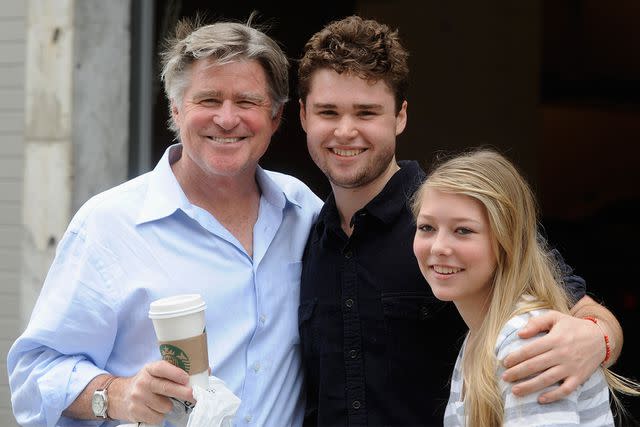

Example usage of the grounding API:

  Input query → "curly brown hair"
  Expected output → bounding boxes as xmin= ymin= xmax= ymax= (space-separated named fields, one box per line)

xmin=297 ymin=15 xmax=409 ymax=114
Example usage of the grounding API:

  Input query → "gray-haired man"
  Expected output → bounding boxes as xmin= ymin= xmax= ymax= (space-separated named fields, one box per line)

xmin=9 ymin=17 xmax=321 ymax=426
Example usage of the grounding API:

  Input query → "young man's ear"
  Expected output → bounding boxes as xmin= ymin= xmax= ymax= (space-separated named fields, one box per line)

xmin=299 ymin=99 xmax=308 ymax=133
xmin=395 ymin=100 xmax=408 ymax=136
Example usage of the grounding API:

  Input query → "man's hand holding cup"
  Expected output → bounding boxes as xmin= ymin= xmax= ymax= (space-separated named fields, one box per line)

xmin=109 ymin=360 xmax=194 ymax=424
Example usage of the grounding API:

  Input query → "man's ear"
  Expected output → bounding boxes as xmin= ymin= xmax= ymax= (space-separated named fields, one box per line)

xmin=171 ymin=101 xmax=181 ymax=127
xmin=395 ymin=100 xmax=408 ymax=136
xmin=299 ymin=99 xmax=307 ymax=133
xmin=271 ymin=105 xmax=284 ymax=132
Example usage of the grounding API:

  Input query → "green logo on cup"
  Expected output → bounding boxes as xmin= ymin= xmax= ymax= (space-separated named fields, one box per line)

xmin=159 ymin=344 xmax=191 ymax=373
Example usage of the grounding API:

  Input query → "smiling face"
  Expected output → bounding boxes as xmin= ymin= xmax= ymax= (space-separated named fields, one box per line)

xmin=171 ymin=58 xmax=281 ymax=185
xmin=413 ymin=188 xmax=497 ymax=307
xmin=300 ymin=69 xmax=407 ymax=193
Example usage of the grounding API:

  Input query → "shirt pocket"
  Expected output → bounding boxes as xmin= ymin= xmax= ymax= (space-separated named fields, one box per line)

xmin=298 ymin=297 xmax=343 ymax=356
xmin=298 ymin=297 xmax=345 ymax=402
xmin=284 ymin=260 xmax=303 ymax=291
xmin=270 ymin=261 xmax=303 ymax=307
xmin=381 ymin=292 xmax=437 ymax=382
xmin=381 ymin=292 xmax=464 ymax=416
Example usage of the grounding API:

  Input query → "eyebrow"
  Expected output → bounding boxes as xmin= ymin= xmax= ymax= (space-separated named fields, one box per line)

xmin=354 ymin=103 xmax=383 ymax=111
xmin=238 ymin=93 xmax=268 ymax=104
xmin=192 ymin=90 xmax=267 ymax=104
xmin=311 ymin=102 xmax=383 ymax=110
xmin=417 ymin=213 xmax=483 ymax=225
xmin=192 ymin=90 xmax=222 ymax=100
xmin=311 ymin=103 xmax=337 ymax=110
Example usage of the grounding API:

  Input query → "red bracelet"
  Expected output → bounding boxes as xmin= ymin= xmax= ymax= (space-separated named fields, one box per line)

xmin=583 ymin=316 xmax=611 ymax=366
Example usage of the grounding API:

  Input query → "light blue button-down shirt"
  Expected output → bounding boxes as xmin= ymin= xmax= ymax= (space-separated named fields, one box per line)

xmin=8 ymin=144 xmax=322 ymax=427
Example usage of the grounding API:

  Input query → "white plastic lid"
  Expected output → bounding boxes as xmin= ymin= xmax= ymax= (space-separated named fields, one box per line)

xmin=148 ymin=294 xmax=206 ymax=319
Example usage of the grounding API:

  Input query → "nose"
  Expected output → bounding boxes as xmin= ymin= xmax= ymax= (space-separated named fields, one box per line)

xmin=334 ymin=116 xmax=358 ymax=140
xmin=213 ymin=100 xmax=240 ymax=130
xmin=430 ymin=231 xmax=452 ymax=256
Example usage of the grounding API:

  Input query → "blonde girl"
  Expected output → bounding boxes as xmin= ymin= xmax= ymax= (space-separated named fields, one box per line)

xmin=412 ymin=149 xmax=637 ymax=426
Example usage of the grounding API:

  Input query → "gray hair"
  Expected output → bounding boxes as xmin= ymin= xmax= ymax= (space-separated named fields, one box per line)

xmin=161 ymin=15 xmax=289 ymax=134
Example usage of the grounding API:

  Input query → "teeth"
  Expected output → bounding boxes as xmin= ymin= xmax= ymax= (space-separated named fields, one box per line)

xmin=332 ymin=148 xmax=364 ymax=157
xmin=208 ymin=136 xmax=242 ymax=144
xmin=433 ymin=265 xmax=462 ymax=274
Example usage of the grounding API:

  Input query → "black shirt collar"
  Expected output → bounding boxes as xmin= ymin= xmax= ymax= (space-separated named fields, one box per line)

xmin=316 ymin=160 xmax=426 ymax=234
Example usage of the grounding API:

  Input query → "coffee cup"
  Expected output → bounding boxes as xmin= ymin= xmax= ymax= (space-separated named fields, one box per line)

xmin=148 ymin=294 xmax=209 ymax=389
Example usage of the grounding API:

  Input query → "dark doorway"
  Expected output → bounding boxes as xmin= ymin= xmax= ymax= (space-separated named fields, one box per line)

xmin=540 ymin=1 xmax=640 ymax=419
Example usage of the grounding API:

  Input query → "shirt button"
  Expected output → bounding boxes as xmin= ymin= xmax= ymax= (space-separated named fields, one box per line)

xmin=253 ymin=362 xmax=261 ymax=372
xmin=345 ymin=298 xmax=354 ymax=309
xmin=352 ymin=400 xmax=361 ymax=410
xmin=344 ymin=250 xmax=353 ymax=259
xmin=244 ymin=415 xmax=252 ymax=423
xmin=349 ymin=349 xmax=358 ymax=359
xmin=259 ymin=314 xmax=266 ymax=324
xmin=420 ymin=306 xmax=429 ymax=319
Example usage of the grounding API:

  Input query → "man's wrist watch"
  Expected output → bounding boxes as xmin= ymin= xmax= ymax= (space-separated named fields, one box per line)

xmin=91 ymin=375 xmax=117 ymax=419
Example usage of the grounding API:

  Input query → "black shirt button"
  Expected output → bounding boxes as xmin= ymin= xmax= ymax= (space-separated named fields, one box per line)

xmin=344 ymin=250 xmax=353 ymax=259
xmin=352 ymin=400 xmax=361 ymax=410
xmin=345 ymin=298 xmax=354 ymax=308
xmin=349 ymin=349 xmax=358 ymax=359
xmin=420 ymin=306 xmax=429 ymax=319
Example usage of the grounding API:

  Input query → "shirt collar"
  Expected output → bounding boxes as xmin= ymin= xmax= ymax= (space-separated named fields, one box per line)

xmin=363 ymin=160 xmax=425 ymax=224
xmin=316 ymin=160 xmax=426 ymax=232
xmin=255 ymin=167 xmax=303 ymax=211
xmin=136 ymin=144 xmax=301 ymax=225
xmin=136 ymin=144 xmax=190 ymax=225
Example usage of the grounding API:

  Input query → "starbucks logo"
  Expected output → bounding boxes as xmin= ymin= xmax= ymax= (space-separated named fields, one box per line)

xmin=159 ymin=344 xmax=191 ymax=373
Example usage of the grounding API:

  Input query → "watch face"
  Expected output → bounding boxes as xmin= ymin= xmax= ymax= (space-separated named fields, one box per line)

xmin=92 ymin=392 xmax=106 ymax=416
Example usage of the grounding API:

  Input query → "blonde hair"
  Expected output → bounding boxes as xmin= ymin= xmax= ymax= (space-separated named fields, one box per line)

xmin=412 ymin=148 xmax=638 ymax=426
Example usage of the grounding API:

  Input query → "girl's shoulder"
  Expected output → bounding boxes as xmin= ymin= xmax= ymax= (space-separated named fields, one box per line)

xmin=495 ymin=309 xmax=550 ymax=359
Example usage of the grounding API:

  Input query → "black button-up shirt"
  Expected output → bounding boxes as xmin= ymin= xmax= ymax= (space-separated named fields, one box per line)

xmin=299 ymin=161 xmax=586 ymax=426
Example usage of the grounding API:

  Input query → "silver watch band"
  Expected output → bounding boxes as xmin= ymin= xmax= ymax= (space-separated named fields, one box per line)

xmin=96 ymin=375 xmax=117 ymax=419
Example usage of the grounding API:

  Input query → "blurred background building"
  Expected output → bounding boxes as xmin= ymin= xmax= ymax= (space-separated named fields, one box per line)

xmin=1 ymin=0 xmax=638 ymax=424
